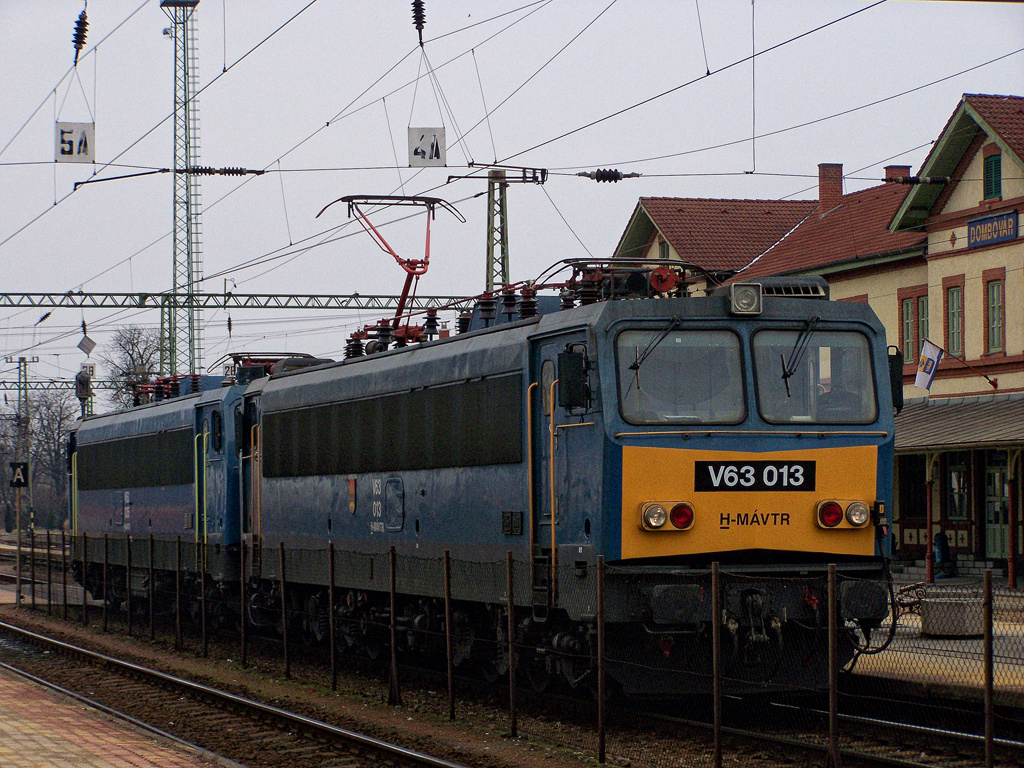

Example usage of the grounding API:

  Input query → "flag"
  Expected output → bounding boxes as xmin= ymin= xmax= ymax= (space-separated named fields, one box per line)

xmin=914 ymin=339 xmax=944 ymax=390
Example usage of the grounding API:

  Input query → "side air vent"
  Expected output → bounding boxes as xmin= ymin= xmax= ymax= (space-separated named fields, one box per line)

xmin=760 ymin=282 xmax=829 ymax=299
xmin=713 ymin=276 xmax=829 ymax=301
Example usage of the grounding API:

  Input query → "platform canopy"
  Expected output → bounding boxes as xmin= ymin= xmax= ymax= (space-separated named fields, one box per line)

xmin=895 ymin=393 xmax=1024 ymax=452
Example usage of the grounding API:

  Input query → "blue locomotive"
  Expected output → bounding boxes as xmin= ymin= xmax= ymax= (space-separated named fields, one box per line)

xmin=69 ymin=262 xmax=898 ymax=695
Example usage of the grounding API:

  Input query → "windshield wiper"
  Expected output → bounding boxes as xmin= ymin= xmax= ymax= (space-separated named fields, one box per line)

xmin=781 ymin=315 xmax=819 ymax=397
xmin=630 ymin=316 xmax=681 ymax=372
xmin=624 ymin=316 xmax=680 ymax=398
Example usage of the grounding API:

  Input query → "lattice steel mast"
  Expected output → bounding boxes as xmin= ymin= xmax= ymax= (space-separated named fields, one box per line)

xmin=485 ymin=170 xmax=509 ymax=293
xmin=161 ymin=0 xmax=203 ymax=375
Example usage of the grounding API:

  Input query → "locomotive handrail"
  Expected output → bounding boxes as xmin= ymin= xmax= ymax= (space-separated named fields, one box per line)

xmin=556 ymin=422 xmax=595 ymax=430
xmin=549 ymin=379 xmax=559 ymax=606
xmin=526 ymin=382 xmax=538 ymax=565
xmin=203 ymin=430 xmax=209 ymax=548
xmin=254 ymin=424 xmax=263 ymax=546
xmin=193 ymin=434 xmax=203 ymax=544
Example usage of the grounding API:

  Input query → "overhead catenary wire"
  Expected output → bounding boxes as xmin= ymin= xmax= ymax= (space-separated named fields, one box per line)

xmin=2 ymin=2 xmax=1018 ymax=365
xmin=497 ymin=0 xmax=888 ymax=165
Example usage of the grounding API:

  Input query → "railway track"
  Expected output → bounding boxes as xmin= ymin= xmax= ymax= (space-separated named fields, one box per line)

xmin=0 ymin=619 xmax=470 ymax=768
xmin=4 ymin=595 xmax=1024 ymax=768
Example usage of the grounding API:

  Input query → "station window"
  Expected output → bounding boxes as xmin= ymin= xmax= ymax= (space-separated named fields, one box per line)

xmin=901 ymin=299 xmax=915 ymax=363
xmin=898 ymin=288 xmax=928 ymax=364
xmin=659 ymin=240 xmax=670 ymax=260
xmin=946 ymin=285 xmax=963 ymax=357
xmin=946 ymin=452 xmax=969 ymax=521
xmin=984 ymin=154 xmax=1002 ymax=200
xmin=986 ymin=279 xmax=1004 ymax=354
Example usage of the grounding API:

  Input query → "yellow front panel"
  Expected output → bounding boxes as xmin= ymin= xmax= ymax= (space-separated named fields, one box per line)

xmin=620 ymin=445 xmax=878 ymax=560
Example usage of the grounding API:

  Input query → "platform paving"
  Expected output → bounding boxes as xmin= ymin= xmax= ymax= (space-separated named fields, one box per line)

xmin=0 ymin=665 xmax=231 ymax=767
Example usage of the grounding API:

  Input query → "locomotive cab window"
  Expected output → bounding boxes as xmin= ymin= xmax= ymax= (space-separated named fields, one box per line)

xmin=616 ymin=328 xmax=744 ymax=425
xmin=753 ymin=329 xmax=877 ymax=424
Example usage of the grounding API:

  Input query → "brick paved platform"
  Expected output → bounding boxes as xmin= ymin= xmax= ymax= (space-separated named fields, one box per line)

xmin=0 ymin=666 xmax=233 ymax=768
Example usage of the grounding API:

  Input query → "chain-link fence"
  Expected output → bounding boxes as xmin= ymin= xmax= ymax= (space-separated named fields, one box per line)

xmin=7 ymin=536 xmax=1022 ymax=767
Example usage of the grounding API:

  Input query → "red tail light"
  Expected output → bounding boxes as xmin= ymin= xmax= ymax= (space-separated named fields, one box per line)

xmin=818 ymin=501 xmax=843 ymax=528
xmin=670 ymin=503 xmax=694 ymax=529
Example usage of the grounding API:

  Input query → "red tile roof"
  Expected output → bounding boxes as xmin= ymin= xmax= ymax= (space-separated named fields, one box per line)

xmin=633 ymin=197 xmax=817 ymax=273
xmin=964 ymin=94 xmax=1024 ymax=161
xmin=892 ymin=93 xmax=1024 ymax=231
xmin=737 ymin=182 xmax=926 ymax=279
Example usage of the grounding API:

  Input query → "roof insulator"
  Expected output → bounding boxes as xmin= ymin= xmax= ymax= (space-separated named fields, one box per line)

xmin=72 ymin=9 xmax=89 ymax=65
xmin=412 ymin=0 xmax=426 ymax=46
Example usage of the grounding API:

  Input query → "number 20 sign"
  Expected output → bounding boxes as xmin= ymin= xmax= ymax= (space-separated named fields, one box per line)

xmin=55 ymin=122 xmax=95 ymax=163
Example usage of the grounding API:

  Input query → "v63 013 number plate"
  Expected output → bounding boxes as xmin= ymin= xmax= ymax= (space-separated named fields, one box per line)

xmin=694 ymin=461 xmax=816 ymax=492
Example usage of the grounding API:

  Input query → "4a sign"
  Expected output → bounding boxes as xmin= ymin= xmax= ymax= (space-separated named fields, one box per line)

xmin=55 ymin=122 xmax=95 ymax=163
xmin=408 ymin=127 xmax=445 ymax=167
xmin=9 ymin=462 xmax=29 ymax=488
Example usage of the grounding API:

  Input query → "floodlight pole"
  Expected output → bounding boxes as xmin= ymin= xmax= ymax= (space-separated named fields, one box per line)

xmin=161 ymin=0 xmax=203 ymax=375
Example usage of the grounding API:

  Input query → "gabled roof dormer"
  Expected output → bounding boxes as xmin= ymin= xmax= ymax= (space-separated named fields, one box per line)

xmin=890 ymin=94 xmax=1024 ymax=232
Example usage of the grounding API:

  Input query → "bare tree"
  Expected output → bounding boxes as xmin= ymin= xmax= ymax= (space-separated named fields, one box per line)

xmin=30 ymin=390 xmax=78 ymax=529
xmin=0 ymin=406 xmax=15 ymax=531
xmin=98 ymin=325 xmax=161 ymax=410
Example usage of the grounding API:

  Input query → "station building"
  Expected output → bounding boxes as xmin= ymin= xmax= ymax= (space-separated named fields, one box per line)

xmin=613 ymin=94 xmax=1024 ymax=578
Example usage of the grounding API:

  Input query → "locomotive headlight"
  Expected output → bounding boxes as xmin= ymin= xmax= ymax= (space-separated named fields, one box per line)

xmin=643 ymin=504 xmax=668 ymax=529
xmin=729 ymin=283 xmax=762 ymax=315
xmin=846 ymin=502 xmax=870 ymax=527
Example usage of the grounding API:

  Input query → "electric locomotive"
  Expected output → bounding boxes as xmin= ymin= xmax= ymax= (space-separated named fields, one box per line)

xmin=69 ymin=263 xmax=899 ymax=696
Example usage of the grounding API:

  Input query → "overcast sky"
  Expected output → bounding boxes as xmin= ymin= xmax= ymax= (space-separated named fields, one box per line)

xmin=1 ymin=0 xmax=1022 ymax=389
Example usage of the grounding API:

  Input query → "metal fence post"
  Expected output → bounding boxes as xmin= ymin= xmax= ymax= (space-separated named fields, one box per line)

xmin=175 ymin=536 xmax=182 ymax=651
xmin=126 ymin=536 xmax=133 ymax=637
xmin=240 ymin=539 xmax=248 ymax=668
xmin=201 ymin=540 xmax=208 ymax=658
xmin=712 ymin=562 xmax=722 ymax=768
xmin=597 ymin=555 xmax=605 ymax=764
xmin=280 ymin=541 xmax=290 ymax=679
xmin=80 ymin=532 xmax=88 ymax=625
xmin=46 ymin=530 xmax=52 ymax=615
xmin=828 ymin=564 xmax=841 ymax=768
xmin=388 ymin=546 xmax=401 ymax=706
xmin=61 ymin=529 xmax=67 ymax=621
xmin=984 ymin=569 xmax=993 ymax=768
xmin=149 ymin=534 xmax=155 ymax=641
xmin=445 ymin=549 xmax=455 ymax=721
xmin=30 ymin=530 xmax=36 ymax=610
xmin=329 ymin=541 xmax=336 ymax=691
xmin=102 ymin=534 xmax=109 ymax=632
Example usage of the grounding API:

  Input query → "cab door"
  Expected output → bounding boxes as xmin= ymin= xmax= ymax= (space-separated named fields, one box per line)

xmin=529 ymin=333 xmax=593 ymax=613
xmin=239 ymin=393 xmax=262 ymax=574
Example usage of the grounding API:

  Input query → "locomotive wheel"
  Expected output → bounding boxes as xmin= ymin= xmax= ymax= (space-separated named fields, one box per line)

xmin=525 ymin=654 xmax=552 ymax=692
xmin=301 ymin=591 xmax=329 ymax=647
xmin=478 ymin=611 xmax=510 ymax=683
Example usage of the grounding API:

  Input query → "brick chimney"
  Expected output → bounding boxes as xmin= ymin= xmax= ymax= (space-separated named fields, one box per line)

xmin=818 ymin=163 xmax=843 ymax=214
xmin=885 ymin=164 xmax=911 ymax=182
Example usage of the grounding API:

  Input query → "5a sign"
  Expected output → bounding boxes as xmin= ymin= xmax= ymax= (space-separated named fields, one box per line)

xmin=55 ymin=122 xmax=95 ymax=163
xmin=9 ymin=462 xmax=29 ymax=488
